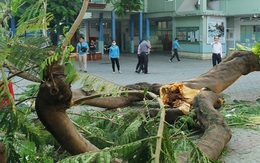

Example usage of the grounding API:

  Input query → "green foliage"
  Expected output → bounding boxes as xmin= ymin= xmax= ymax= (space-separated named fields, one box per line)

xmin=48 ymin=0 xmax=81 ymax=20
xmin=63 ymin=108 xmax=155 ymax=163
xmin=17 ymin=84 xmax=39 ymax=102
xmin=16 ymin=13 xmax=54 ymax=37
xmin=235 ymin=43 xmax=252 ymax=51
xmin=13 ymin=0 xmax=54 ymax=37
xmin=119 ymin=118 xmax=143 ymax=144
xmin=232 ymin=43 xmax=260 ymax=62
xmin=173 ymin=109 xmax=197 ymax=133
xmin=0 ymin=2 xmax=11 ymax=62
xmin=59 ymin=104 xmax=215 ymax=163
xmin=0 ymin=105 xmax=56 ymax=163
xmin=252 ymin=42 xmax=260 ymax=62
xmin=78 ymin=73 xmax=127 ymax=95
xmin=7 ymin=37 xmax=51 ymax=78
xmin=221 ymin=101 xmax=260 ymax=126
xmin=105 ymin=0 xmax=143 ymax=17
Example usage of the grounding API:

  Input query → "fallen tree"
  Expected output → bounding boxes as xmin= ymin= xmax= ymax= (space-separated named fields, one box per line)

xmin=35 ymin=49 xmax=260 ymax=162
xmin=3 ymin=0 xmax=260 ymax=162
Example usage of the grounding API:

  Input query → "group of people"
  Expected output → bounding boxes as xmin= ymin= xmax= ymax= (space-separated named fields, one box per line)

xmin=135 ymin=39 xmax=151 ymax=74
xmin=74 ymin=35 xmax=222 ymax=74
xmin=75 ymin=36 xmax=121 ymax=74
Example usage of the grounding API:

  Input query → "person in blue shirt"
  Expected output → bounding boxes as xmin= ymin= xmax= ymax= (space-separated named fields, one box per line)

xmin=76 ymin=36 xmax=89 ymax=72
xmin=109 ymin=40 xmax=121 ymax=74
xmin=169 ymin=38 xmax=183 ymax=62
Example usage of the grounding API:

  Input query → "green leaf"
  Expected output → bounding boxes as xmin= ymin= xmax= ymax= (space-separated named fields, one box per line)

xmin=236 ymin=43 xmax=251 ymax=51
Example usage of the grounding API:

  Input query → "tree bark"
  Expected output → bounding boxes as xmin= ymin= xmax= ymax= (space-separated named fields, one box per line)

xmin=194 ymin=90 xmax=231 ymax=160
xmin=72 ymin=90 xmax=154 ymax=109
xmin=34 ymin=0 xmax=100 ymax=155
xmin=35 ymin=64 xmax=98 ymax=155
xmin=4 ymin=64 xmax=41 ymax=83
xmin=0 ymin=141 xmax=6 ymax=163
xmin=178 ymin=89 xmax=232 ymax=162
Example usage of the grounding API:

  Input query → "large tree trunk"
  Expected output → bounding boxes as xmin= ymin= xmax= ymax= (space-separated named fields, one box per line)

xmin=35 ymin=63 xmax=98 ymax=154
xmin=34 ymin=0 xmax=99 ymax=155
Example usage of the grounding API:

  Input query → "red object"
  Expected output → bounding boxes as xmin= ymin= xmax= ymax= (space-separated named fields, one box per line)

xmin=0 ymin=81 xmax=14 ymax=109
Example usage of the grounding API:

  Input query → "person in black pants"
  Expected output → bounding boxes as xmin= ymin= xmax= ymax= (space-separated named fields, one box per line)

xmin=211 ymin=36 xmax=222 ymax=66
xmin=136 ymin=39 xmax=151 ymax=74
xmin=135 ymin=41 xmax=142 ymax=72
xmin=109 ymin=40 xmax=121 ymax=74
xmin=169 ymin=38 xmax=183 ymax=62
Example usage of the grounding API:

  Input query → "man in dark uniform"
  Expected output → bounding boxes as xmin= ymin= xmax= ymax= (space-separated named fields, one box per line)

xmin=136 ymin=39 xmax=151 ymax=74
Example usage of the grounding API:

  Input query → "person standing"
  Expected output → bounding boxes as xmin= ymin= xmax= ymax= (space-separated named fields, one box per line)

xmin=169 ymin=38 xmax=182 ymax=62
xmin=211 ymin=36 xmax=222 ymax=66
xmin=109 ymin=40 xmax=121 ymax=74
xmin=89 ymin=40 xmax=97 ymax=61
xmin=76 ymin=36 xmax=89 ymax=72
xmin=135 ymin=41 xmax=142 ymax=73
xmin=136 ymin=39 xmax=151 ymax=74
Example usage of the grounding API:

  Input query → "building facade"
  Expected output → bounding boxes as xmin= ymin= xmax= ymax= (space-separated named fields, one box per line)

xmin=82 ymin=0 xmax=260 ymax=59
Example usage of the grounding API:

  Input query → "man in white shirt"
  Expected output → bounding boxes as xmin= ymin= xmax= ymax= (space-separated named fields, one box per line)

xmin=211 ymin=36 xmax=222 ymax=66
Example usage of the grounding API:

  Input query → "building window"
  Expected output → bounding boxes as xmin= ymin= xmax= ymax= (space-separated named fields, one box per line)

xmin=241 ymin=25 xmax=260 ymax=43
xmin=176 ymin=27 xmax=200 ymax=43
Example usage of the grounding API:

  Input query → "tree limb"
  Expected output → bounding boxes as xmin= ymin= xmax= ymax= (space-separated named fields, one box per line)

xmin=178 ymin=89 xmax=231 ymax=162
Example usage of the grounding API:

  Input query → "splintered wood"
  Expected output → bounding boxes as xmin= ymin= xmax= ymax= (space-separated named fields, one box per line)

xmin=160 ymin=82 xmax=201 ymax=115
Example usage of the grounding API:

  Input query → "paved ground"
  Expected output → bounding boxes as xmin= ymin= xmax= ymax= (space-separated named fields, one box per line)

xmin=4 ymin=52 xmax=260 ymax=162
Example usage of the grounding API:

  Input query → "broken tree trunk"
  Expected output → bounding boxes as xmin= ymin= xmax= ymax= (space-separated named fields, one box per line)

xmin=160 ymin=50 xmax=260 ymax=111
xmin=178 ymin=89 xmax=232 ymax=162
